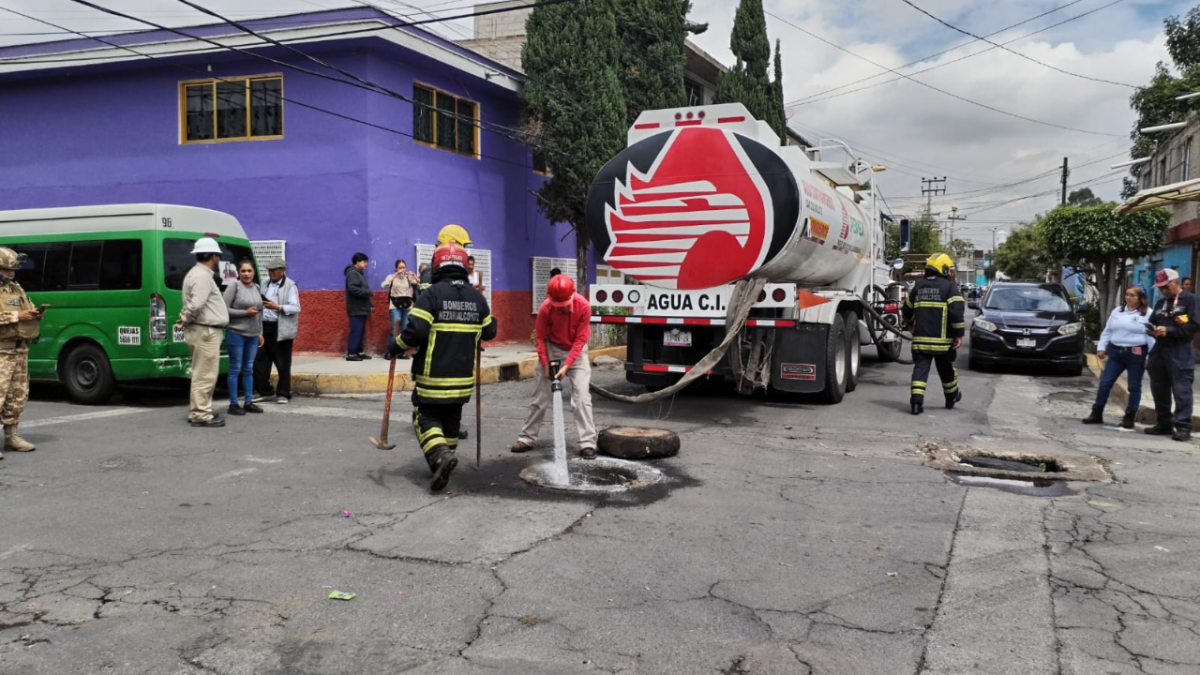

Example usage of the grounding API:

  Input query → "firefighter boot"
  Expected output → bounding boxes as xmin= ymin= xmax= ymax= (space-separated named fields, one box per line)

xmin=4 ymin=425 xmax=35 ymax=452
xmin=1120 ymin=411 xmax=1136 ymax=430
xmin=429 ymin=450 xmax=458 ymax=492
xmin=1081 ymin=406 xmax=1104 ymax=425
xmin=910 ymin=397 xmax=924 ymax=416
xmin=946 ymin=391 xmax=963 ymax=410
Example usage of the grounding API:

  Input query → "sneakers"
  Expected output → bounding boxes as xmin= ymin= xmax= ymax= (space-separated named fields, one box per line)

xmin=358 ymin=353 xmax=373 ymax=360
xmin=190 ymin=414 xmax=226 ymax=428
xmin=1081 ymin=406 xmax=1104 ymax=425
xmin=430 ymin=454 xmax=458 ymax=492
xmin=510 ymin=441 xmax=534 ymax=454
xmin=227 ymin=404 xmax=246 ymax=416
xmin=946 ymin=391 xmax=963 ymax=410
xmin=244 ymin=403 xmax=265 ymax=414
xmin=276 ymin=396 xmax=289 ymax=405
xmin=580 ymin=447 xmax=597 ymax=460
xmin=346 ymin=354 xmax=363 ymax=362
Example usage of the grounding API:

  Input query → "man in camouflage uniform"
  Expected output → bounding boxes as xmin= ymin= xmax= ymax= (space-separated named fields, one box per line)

xmin=0 ymin=247 xmax=44 ymax=460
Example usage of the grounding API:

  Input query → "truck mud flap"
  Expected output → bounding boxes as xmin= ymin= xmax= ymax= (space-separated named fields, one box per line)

xmin=770 ymin=324 xmax=828 ymax=394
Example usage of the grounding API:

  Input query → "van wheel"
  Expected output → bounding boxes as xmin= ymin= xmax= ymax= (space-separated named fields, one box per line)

xmin=844 ymin=311 xmax=861 ymax=393
xmin=62 ymin=343 xmax=116 ymax=405
xmin=819 ymin=315 xmax=848 ymax=404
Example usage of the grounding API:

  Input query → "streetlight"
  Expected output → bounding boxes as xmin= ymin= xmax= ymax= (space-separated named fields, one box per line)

xmin=1141 ymin=122 xmax=1188 ymax=133
xmin=1176 ymin=92 xmax=1200 ymax=101
xmin=1111 ymin=157 xmax=1151 ymax=170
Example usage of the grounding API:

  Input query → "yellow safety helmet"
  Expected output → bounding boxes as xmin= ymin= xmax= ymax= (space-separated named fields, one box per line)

xmin=925 ymin=253 xmax=955 ymax=277
xmin=437 ymin=224 xmax=472 ymax=247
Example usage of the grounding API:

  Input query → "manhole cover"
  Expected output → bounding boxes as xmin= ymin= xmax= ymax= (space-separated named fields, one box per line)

xmin=519 ymin=457 xmax=664 ymax=493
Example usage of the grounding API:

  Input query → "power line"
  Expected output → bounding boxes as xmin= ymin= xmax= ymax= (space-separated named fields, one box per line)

xmin=895 ymin=0 xmax=1137 ymax=89
xmin=788 ymin=0 xmax=1128 ymax=109
xmin=765 ymin=10 xmax=1122 ymax=138
xmin=788 ymin=0 xmax=1089 ymax=105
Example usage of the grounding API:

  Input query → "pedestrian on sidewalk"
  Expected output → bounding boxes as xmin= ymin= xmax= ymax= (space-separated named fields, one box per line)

xmin=511 ymin=275 xmax=598 ymax=459
xmin=0 ymin=247 xmax=44 ymax=458
xmin=382 ymin=259 xmax=417 ymax=358
xmin=223 ymin=260 xmax=265 ymax=416
xmin=387 ymin=244 xmax=496 ymax=492
xmin=1145 ymin=268 xmax=1200 ymax=441
xmin=177 ymin=238 xmax=230 ymax=428
xmin=1083 ymin=286 xmax=1153 ymax=429
xmin=467 ymin=256 xmax=485 ymax=293
xmin=1185 ymin=277 xmax=1195 ymax=294
xmin=344 ymin=252 xmax=373 ymax=362
xmin=255 ymin=259 xmax=300 ymax=404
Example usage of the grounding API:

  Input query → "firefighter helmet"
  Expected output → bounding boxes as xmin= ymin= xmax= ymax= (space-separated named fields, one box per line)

xmin=547 ymin=274 xmax=575 ymax=306
xmin=0 ymin=247 xmax=22 ymax=271
xmin=925 ymin=253 xmax=955 ymax=277
xmin=437 ymin=224 xmax=472 ymax=247
xmin=432 ymin=242 xmax=468 ymax=272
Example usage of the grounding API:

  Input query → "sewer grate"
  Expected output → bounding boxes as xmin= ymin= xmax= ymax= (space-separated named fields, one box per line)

xmin=958 ymin=456 xmax=1062 ymax=473
xmin=499 ymin=364 xmax=521 ymax=382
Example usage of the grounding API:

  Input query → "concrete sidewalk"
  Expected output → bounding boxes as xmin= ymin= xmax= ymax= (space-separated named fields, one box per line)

xmin=1085 ymin=353 xmax=1200 ymax=427
xmin=275 ymin=343 xmax=626 ymax=396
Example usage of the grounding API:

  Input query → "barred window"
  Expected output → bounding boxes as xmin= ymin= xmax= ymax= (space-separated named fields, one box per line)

xmin=182 ymin=75 xmax=283 ymax=143
xmin=412 ymin=84 xmax=478 ymax=157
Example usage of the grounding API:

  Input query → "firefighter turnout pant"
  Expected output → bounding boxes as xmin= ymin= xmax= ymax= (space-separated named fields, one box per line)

xmin=1148 ymin=342 xmax=1195 ymax=431
xmin=910 ymin=350 xmax=959 ymax=405
xmin=411 ymin=393 xmax=462 ymax=471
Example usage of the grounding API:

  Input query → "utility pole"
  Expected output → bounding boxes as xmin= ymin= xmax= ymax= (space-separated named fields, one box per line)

xmin=1060 ymin=157 xmax=1069 ymax=206
xmin=989 ymin=226 xmax=1003 ymax=284
xmin=921 ymin=177 xmax=947 ymax=214
xmin=947 ymin=207 xmax=967 ymax=247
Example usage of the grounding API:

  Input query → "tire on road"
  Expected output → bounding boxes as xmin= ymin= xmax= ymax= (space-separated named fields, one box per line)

xmin=598 ymin=427 xmax=681 ymax=460
xmin=844 ymin=311 xmax=861 ymax=393
xmin=819 ymin=314 xmax=848 ymax=404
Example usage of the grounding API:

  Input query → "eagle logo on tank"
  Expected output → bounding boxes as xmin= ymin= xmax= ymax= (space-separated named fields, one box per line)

xmin=586 ymin=126 xmax=800 ymax=290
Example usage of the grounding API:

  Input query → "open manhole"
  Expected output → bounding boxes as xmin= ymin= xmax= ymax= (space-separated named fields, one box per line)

xmin=520 ymin=457 xmax=664 ymax=494
xmin=957 ymin=456 xmax=1062 ymax=473
xmin=920 ymin=441 xmax=1111 ymax=493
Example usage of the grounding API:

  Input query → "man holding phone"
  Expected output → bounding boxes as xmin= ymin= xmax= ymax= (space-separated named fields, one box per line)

xmin=1145 ymin=268 xmax=1200 ymax=441
xmin=0 ymin=247 xmax=43 ymax=458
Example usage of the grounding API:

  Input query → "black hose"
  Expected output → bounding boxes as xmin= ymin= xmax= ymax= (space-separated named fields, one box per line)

xmin=859 ymin=296 xmax=915 ymax=365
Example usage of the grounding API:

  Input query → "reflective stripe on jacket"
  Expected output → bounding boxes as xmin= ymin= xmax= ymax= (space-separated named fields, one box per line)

xmin=902 ymin=273 xmax=965 ymax=353
xmin=397 ymin=277 xmax=498 ymax=405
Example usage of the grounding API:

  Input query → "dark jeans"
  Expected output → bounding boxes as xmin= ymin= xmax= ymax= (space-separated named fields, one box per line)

xmin=254 ymin=322 xmax=293 ymax=399
xmin=388 ymin=307 xmax=411 ymax=346
xmin=225 ymin=333 xmax=258 ymax=405
xmin=347 ymin=315 xmax=368 ymax=355
xmin=1148 ymin=343 xmax=1195 ymax=430
xmin=1093 ymin=346 xmax=1146 ymax=412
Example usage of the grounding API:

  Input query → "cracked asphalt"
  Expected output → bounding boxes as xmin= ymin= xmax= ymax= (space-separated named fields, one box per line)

xmin=2 ymin=339 xmax=1199 ymax=675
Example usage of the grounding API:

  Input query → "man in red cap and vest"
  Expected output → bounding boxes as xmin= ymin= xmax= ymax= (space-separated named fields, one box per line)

xmin=511 ymin=275 xmax=597 ymax=458
xmin=389 ymin=243 xmax=495 ymax=491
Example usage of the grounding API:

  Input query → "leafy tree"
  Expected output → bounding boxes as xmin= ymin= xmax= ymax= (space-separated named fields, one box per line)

xmin=1067 ymin=187 xmax=1104 ymax=208
xmin=948 ymin=238 xmax=976 ymax=262
xmin=1040 ymin=205 xmax=1170 ymax=317
xmin=715 ymin=0 xmax=786 ymax=140
xmin=1127 ymin=5 xmax=1200 ymax=186
xmin=523 ymin=0 xmax=629 ymax=291
xmin=614 ymin=0 xmax=706 ymax=126
xmin=1165 ymin=5 xmax=1200 ymax=72
xmin=884 ymin=208 xmax=950 ymax=273
xmin=994 ymin=224 xmax=1051 ymax=281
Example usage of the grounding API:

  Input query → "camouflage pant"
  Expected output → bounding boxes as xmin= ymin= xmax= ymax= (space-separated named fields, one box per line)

xmin=0 ymin=348 xmax=29 ymax=426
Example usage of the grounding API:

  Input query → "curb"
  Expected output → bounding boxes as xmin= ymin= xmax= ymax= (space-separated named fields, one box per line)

xmin=280 ymin=346 xmax=628 ymax=396
xmin=1084 ymin=353 xmax=1200 ymax=427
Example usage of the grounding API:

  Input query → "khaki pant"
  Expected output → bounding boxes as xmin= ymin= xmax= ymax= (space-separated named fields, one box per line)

xmin=185 ymin=325 xmax=222 ymax=422
xmin=0 ymin=348 xmax=29 ymax=426
xmin=518 ymin=344 xmax=597 ymax=450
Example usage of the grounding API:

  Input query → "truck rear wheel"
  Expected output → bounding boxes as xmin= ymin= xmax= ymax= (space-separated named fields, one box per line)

xmin=819 ymin=315 xmax=848 ymax=404
xmin=844 ymin=311 xmax=861 ymax=393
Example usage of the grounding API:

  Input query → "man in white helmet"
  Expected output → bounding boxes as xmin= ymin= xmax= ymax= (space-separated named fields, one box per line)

xmin=176 ymin=238 xmax=230 ymax=427
xmin=0 ymin=247 xmax=44 ymax=460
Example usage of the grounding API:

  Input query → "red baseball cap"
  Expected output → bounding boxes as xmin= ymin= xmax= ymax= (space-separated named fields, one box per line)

xmin=1154 ymin=268 xmax=1180 ymax=288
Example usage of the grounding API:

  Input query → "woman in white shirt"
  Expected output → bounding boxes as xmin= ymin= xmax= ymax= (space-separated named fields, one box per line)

xmin=1083 ymin=286 xmax=1154 ymax=429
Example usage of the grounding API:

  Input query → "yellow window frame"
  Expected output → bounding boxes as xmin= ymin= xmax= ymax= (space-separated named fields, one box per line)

xmin=412 ymin=82 xmax=480 ymax=159
xmin=179 ymin=74 xmax=284 ymax=145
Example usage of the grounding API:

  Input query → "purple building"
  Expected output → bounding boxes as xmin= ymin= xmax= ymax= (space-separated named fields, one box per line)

xmin=0 ymin=7 xmax=577 ymax=352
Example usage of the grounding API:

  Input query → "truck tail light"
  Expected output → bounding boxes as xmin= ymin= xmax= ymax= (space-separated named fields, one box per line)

xmin=883 ymin=302 xmax=900 ymax=314
xmin=596 ymin=290 xmax=608 ymax=303
xmin=612 ymin=290 xmax=624 ymax=303
xmin=772 ymin=288 xmax=786 ymax=302
xmin=150 ymin=293 xmax=168 ymax=341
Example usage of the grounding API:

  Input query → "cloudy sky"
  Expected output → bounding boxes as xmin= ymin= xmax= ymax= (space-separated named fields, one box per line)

xmin=0 ymin=0 xmax=1192 ymax=248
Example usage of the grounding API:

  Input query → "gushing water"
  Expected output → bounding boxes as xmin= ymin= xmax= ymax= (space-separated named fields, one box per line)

xmin=544 ymin=384 xmax=570 ymax=486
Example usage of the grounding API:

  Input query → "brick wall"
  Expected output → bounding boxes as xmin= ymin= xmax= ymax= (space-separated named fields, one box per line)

xmin=291 ymin=289 xmax=536 ymax=354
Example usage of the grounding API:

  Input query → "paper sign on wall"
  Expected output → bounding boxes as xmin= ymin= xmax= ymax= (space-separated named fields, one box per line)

xmin=118 ymin=326 xmax=141 ymax=346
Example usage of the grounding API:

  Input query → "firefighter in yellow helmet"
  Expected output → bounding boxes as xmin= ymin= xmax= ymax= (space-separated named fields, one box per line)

xmin=901 ymin=253 xmax=965 ymax=415
xmin=0 ymin=247 xmax=44 ymax=459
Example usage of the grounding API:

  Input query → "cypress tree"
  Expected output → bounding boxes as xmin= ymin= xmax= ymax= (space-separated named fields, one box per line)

xmin=615 ymin=0 xmax=707 ymax=125
xmin=715 ymin=0 xmax=786 ymax=141
xmin=522 ymin=0 xmax=628 ymax=290
xmin=769 ymin=39 xmax=787 ymax=140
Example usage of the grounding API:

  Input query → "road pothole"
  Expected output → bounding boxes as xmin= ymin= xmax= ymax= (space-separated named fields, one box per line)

xmin=920 ymin=440 xmax=1111 ymax=491
xmin=520 ymin=457 xmax=664 ymax=494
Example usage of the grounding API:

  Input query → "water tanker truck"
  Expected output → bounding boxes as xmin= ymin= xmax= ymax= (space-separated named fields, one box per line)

xmin=585 ymin=103 xmax=906 ymax=402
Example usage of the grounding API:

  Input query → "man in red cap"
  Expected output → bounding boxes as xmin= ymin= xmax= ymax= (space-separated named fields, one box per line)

xmin=389 ymin=243 xmax=496 ymax=490
xmin=1145 ymin=267 xmax=1200 ymax=441
xmin=511 ymin=275 xmax=597 ymax=458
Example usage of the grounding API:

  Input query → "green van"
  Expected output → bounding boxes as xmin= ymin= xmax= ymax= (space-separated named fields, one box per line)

xmin=0 ymin=204 xmax=257 ymax=404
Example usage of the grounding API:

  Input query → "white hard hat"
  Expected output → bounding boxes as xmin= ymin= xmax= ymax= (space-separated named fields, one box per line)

xmin=190 ymin=237 xmax=221 ymax=255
